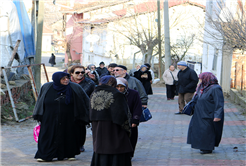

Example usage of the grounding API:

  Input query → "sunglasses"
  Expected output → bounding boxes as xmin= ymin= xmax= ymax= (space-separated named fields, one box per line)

xmin=75 ymin=71 xmax=85 ymax=74
xmin=91 ymin=67 xmax=95 ymax=69
xmin=113 ymin=69 xmax=122 ymax=72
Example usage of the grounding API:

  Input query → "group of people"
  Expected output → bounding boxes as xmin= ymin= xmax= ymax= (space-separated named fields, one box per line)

xmin=163 ymin=61 xmax=224 ymax=154
xmin=33 ymin=60 xmax=225 ymax=165
xmin=33 ymin=61 xmax=153 ymax=166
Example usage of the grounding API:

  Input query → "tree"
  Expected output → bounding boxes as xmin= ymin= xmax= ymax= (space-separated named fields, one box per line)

xmin=204 ymin=0 xmax=246 ymax=51
xmin=110 ymin=1 xmax=204 ymax=64
xmin=170 ymin=34 xmax=195 ymax=64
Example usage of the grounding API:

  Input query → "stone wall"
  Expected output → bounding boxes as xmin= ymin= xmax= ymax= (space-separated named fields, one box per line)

xmin=1 ymin=80 xmax=32 ymax=106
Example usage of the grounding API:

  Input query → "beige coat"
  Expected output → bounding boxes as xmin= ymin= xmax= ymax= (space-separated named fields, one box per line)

xmin=162 ymin=69 xmax=179 ymax=85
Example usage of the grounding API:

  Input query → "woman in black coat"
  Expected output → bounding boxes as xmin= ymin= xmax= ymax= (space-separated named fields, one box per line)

xmin=187 ymin=72 xmax=224 ymax=154
xmin=133 ymin=65 xmax=153 ymax=95
xmin=33 ymin=72 xmax=90 ymax=162
xmin=116 ymin=77 xmax=142 ymax=158
xmin=90 ymin=76 xmax=132 ymax=166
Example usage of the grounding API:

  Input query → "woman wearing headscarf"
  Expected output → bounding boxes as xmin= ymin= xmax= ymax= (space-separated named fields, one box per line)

xmin=33 ymin=72 xmax=90 ymax=162
xmin=133 ymin=65 xmax=153 ymax=95
xmin=116 ymin=77 xmax=142 ymax=158
xmin=90 ymin=76 xmax=133 ymax=166
xmin=187 ymin=72 xmax=224 ymax=154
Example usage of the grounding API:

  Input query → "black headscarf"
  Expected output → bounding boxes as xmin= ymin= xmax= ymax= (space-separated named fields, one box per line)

xmin=52 ymin=72 xmax=72 ymax=105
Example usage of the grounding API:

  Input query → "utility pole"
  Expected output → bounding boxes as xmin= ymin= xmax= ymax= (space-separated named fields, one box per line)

xmin=35 ymin=0 xmax=44 ymax=92
xmin=157 ymin=0 xmax=162 ymax=79
xmin=164 ymin=0 xmax=171 ymax=70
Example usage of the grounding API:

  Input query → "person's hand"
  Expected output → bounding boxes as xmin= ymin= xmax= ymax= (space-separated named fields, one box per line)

xmin=214 ymin=118 xmax=221 ymax=122
xmin=132 ymin=124 xmax=137 ymax=127
xmin=142 ymin=105 xmax=147 ymax=108
xmin=85 ymin=70 xmax=90 ymax=74
xmin=88 ymin=73 xmax=96 ymax=80
xmin=150 ymin=80 xmax=153 ymax=84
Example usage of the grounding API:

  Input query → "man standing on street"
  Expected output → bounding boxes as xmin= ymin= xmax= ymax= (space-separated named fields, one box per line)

xmin=176 ymin=61 xmax=198 ymax=114
xmin=114 ymin=65 xmax=148 ymax=107
xmin=96 ymin=61 xmax=108 ymax=76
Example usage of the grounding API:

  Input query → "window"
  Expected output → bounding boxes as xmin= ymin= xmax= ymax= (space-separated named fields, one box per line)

xmin=212 ymin=48 xmax=218 ymax=71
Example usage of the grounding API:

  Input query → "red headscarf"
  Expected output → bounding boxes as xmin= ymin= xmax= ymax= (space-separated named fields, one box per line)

xmin=196 ymin=72 xmax=218 ymax=95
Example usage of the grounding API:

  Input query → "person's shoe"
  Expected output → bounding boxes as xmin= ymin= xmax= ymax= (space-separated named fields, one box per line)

xmin=37 ymin=158 xmax=46 ymax=162
xmin=167 ymin=98 xmax=170 ymax=100
xmin=175 ymin=112 xmax=183 ymax=115
xmin=170 ymin=98 xmax=174 ymax=100
xmin=200 ymin=150 xmax=212 ymax=154
xmin=80 ymin=146 xmax=85 ymax=152
xmin=68 ymin=158 xmax=76 ymax=161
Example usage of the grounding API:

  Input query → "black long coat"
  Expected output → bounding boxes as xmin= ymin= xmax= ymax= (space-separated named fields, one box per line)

xmin=33 ymin=82 xmax=90 ymax=161
xmin=134 ymin=70 xmax=153 ymax=95
xmin=187 ymin=85 xmax=224 ymax=151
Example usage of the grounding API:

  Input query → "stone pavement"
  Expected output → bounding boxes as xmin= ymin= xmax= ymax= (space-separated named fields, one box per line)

xmin=1 ymin=87 xmax=246 ymax=166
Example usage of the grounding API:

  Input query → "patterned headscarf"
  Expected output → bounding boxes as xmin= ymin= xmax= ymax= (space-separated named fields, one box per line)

xmin=99 ymin=75 xmax=117 ymax=88
xmin=196 ymin=72 xmax=218 ymax=96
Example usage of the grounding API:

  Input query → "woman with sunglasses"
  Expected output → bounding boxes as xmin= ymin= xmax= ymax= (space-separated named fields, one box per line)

xmin=69 ymin=65 xmax=95 ymax=152
xmin=33 ymin=72 xmax=90 ymax=162
xmin=70 ymin=65 xmax=95 ymax=97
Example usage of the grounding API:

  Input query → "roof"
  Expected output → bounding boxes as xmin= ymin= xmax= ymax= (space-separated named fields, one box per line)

xmin=58 ymin=0 xmax=131 ymax=14
xmin=113 ymin=0 xmax=205 ymax=17
xmin=77 ymin=0 xmax=205 ymax=25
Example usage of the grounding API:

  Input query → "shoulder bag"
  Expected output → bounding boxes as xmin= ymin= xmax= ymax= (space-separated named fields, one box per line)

xmin=140 ymin=107 xmax=152 ymax=122
xmin=182 ymin=95 xmax=198 ymax=116
xmin=170 ymin=71 xmax=179 ymax=95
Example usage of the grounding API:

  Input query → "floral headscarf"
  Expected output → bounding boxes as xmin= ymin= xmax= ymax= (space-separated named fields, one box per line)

xmin=196 ymin=72 xmax=218 ymax=96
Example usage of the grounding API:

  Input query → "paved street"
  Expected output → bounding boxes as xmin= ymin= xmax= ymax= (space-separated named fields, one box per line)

xmin=1 ymin=86 xmax=246 ymax=166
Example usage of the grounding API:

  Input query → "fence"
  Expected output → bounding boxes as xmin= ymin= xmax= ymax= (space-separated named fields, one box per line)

xmin=1 ymin=63 xmax=49 ymax=122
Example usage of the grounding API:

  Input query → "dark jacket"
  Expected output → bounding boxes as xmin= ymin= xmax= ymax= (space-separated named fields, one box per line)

xmin=48 ymin=54 xmax=56 ymax=65
xmin=90 ymin=85 xmax=132 ymax=154
xmin=96 ymin=67 xmax=108 ymax=76
xmin=134 ymin=70 xmax=153 ymax=95
xmin=126 ymin=88 xmax=142 ymax=125
xmin=124 ymin=74 xmax=148 ymax=105
xmin=99 ymin=71 xmax=111 ymax=78
xmin=78 ymin=77 xmax=95 ymax=97
xmin=177 ymin=67 xmax=198 ymax=93
xmin=187 ymin=84 xmax=224 ymax=150
xmin=33 ymin=82 xmax=90 ymax=123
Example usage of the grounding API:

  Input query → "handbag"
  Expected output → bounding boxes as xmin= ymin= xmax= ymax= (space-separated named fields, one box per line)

xmin=33 ymin=123 xmax=41 ymax=143
xmin=140 ymin=107 xmax=152 ymax=122
xmin=182 ymin=95 xmax=198 ymax=116
xmin=170 ymin=71 xmax=179 ymax=95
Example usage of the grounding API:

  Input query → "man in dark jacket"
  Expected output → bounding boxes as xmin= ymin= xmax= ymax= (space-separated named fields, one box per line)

xmin=176 ymin=61 xmax=198 ymax=114
xmin=114 ymin=65 xmax=148 ymax=107
xmin=69 ymin=65 xmax=95 ymax=152
xmin=100 ymin=63 xmax=118 ymax=78
xmin=96 ymin=61 xmax=108 ymax=76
